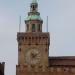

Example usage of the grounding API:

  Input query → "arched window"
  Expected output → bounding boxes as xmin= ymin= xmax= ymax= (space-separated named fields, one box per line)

xmin=33 ymin=5 xmax=35 ymax=10
xmin=31 ymin=5 xmax=35 ymax=11
xmin=32 ymin=24 xmax=35 ymax=32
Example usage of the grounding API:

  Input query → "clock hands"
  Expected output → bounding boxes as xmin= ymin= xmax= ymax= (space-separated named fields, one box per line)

xmin=31 ymin=52 xmax=37 ymax=58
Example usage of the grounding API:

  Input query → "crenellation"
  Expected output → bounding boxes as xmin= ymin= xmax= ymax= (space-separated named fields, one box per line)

xmin=17 ymin=33 xmax=49 ymax=38
xmin=17 ymin=33 xmax=49 ymax=46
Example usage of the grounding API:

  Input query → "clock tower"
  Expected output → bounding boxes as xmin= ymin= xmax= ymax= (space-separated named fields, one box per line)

xmin=16 ymin=0 xmax=75 ymax=75
xmin=16 ymin=0 xmax=50 ymax=75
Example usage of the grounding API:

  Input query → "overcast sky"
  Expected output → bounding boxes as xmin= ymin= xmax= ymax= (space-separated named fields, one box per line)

xmin=0 ymin=0 xmax=75 ymax=75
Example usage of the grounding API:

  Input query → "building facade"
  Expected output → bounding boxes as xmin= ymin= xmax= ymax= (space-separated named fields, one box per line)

xmin=0 ymin=62 xmax=5 ymax=75
xmin=16 ymin=0 xmax=75 ymax=75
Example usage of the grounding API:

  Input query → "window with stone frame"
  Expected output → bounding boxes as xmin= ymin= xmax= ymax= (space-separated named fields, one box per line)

xmin=32 ymin=24 xmax=35 ymax=32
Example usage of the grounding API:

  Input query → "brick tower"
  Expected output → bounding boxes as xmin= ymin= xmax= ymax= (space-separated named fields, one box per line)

xmin=16 ymin=0 xmax=50 ymax=75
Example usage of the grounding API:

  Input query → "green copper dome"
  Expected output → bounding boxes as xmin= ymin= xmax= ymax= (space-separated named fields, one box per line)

xmin=26 ymin=15 xmax=42 ymax=21
xmin=32 ymin=0 xmax=37 ymax=3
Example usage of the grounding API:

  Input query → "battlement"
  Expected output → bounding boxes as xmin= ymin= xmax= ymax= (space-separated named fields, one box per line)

xmin=17 ymin=32 xmax=50 ymax=45
xmin=16 ymin=64 xmax=75 ymax=74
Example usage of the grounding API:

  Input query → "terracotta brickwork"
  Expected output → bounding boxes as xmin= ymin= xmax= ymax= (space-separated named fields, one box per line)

xmin=16 ymin=65 xmax=75 ymax=75
xmin=49 ymin=57 xmax=75 ymax=66
xmin=17 ymin=32 xmax=50 ymax=66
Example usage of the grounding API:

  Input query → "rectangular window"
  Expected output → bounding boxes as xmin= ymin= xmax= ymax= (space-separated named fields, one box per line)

xmin=32 ymin=24 xmax=35 ymax=32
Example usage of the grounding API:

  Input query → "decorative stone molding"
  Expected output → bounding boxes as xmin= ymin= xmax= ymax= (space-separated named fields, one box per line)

xmin=16 ymin=65 xmax=75 ymax=75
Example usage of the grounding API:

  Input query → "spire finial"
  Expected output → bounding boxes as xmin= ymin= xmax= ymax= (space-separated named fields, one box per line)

xmin=32 ymin=0 xmax=37 ymax=3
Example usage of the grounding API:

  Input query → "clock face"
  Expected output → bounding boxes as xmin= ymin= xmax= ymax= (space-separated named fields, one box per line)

xmin=25 ymin=48 xmax=41 ymax=65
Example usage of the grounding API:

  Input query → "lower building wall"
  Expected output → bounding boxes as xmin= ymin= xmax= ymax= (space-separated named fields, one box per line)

xmin=16 ymin=71 xmax=75 ymax=75
xmin=16 ymin=65 xmax=75 ymax=75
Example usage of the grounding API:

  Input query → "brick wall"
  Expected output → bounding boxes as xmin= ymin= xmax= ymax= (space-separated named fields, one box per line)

xmin=16 ymin=65 xmax=75 ymax=75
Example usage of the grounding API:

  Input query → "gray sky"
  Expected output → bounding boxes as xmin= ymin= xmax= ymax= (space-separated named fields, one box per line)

xmin=0 ymin=0 xmax=75 ymax=75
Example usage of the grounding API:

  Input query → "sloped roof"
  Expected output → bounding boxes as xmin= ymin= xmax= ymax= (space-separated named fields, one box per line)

xmin=49 ymin=56 xmax=75 ymax=66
